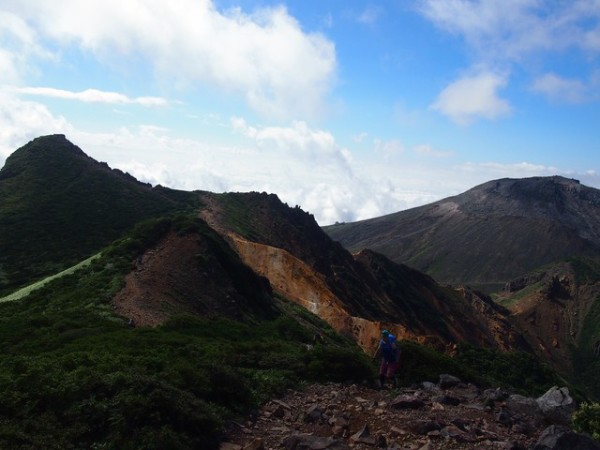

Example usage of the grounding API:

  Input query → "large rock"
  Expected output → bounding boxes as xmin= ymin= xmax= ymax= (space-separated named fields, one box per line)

xmin=439 ymin=374 xmax=462 ymax=389
xmin=390 ymin=394 xmax=425 ymax=410
xmin=533 ymin=425 xmax=600 ymax=450
xmin=536 ymin=387 xmax=577 ymax=425
xmin=507 ymin=394 xmax=542 ymax=422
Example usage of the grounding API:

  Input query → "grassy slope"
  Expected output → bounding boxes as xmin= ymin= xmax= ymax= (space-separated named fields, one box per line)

xmin=0 ymin=215 xmax=374 ymax=450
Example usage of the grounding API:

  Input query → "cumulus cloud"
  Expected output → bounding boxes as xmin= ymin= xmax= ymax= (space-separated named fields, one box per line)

xmin=5 ymin=0 xmax=336 ymax=119
xmin=0 ymin=11 xmax=51 ymax=84
xmin=231 ymin=117 xmax=351 ymax=170
xmin=15 ymin=87 xmax=168 ymax=106
xmin=0 ymin=91 xmax=69 ymax=162
xmin=431 ymin=71 xmax=511 ymax=125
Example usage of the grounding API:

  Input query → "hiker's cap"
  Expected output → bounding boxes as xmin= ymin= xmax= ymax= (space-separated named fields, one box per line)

xmin=382 ymin=329 xmax=389 ymax=336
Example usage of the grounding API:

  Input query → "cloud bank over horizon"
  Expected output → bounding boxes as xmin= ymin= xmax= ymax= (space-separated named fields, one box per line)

xmin=0 ymin=0 xmax=599 ymax=224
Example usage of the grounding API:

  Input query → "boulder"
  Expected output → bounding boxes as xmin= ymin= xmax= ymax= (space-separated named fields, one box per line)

xmin=482 ymin=387 xmax=510 ymax=403
xmin=533 ymin=425 xmax=600 ymax=450
xmin=390 ymin=394 xmax=425 ymax=410
xmin=432 ymin=394 xmax=461 ymax=406
xmin=439 ymin=374 xmax=462 ymax=389
xmin=536 ymin=387 xmax=577 ymax=426
xmin=507 ymin=394 xmax=542 ymax=422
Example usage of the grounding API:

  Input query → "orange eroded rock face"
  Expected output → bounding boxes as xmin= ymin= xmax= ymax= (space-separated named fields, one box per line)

xmin=231 ymin=236 xmax=448 ymax=353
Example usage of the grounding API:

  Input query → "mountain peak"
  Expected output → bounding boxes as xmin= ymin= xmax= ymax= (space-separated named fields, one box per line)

xmin=0 ymin=134 xmax=89 ymax=181
xmin=324 ymin=175 xmax=600 ymax=291
xmin=0 ymin=135 xmax=197 ymax=296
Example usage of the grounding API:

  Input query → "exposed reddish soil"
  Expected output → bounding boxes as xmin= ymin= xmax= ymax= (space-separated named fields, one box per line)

xmin=111 ymin=233 xmax=203 ymax=326
xmin=111 ymin=230 xmax=265 ymax=326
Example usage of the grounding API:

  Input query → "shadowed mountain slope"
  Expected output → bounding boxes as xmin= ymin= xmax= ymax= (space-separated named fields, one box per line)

xmin=497 ymin=257 xmax=600 ymax=399
xmin=324 ymin=176 xmax=600 ymax=292
xmin=0 ymin=134 xmax=200 ymax=296
xmin=197 ymin=191 xmax=526 ymax=354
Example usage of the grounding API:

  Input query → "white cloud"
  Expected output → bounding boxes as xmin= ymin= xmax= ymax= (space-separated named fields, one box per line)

xmin=0 ymin=11 xmax=51 ymax=84
xmin=531 ymin=73 xmax=588 ymax=103
xmin=15 ymin=87 xmax=168 ymax=106
xmin=231 ymin=117 xmax=351 ymax=170
xmin=6 ymin=0 xmax=336 ymax=120
xmin=0 ymin=90 xmax=69 ymax=161
xmin=373 ymin=138 xmax=405 ymax=160
xmin=431 ymin=71 xmax=512 ymax=125
xmin=418 ymin=0 xmax=600 ymax=61
xmin=2 ymin=102 xmax=598 ymax=226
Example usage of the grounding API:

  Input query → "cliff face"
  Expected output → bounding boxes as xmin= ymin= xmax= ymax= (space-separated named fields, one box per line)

xmin=230 ymin=236 xmax=386 ymax=350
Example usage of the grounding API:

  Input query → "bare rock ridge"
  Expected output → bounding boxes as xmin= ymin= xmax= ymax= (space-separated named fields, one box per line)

xmin=222 ymin=377 xmax=598 ymax=450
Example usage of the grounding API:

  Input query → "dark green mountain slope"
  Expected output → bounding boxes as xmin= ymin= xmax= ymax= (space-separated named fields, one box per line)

xmin=0 ymin=134 xmax=199 ymax=296
xmin=324 ymin=176 xmax=600 ymax=292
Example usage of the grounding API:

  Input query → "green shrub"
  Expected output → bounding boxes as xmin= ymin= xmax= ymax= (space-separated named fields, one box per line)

xmin=455 ymin=344 xmax=562 ymax=395
xmin=572 ymin=402 xmax=600 ymax=442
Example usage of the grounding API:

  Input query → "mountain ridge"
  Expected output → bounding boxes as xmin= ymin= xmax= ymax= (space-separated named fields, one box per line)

xmin=0 ymin=134 xmax=200 ymax=296
xmin=0 ymin=134 xmax=598 ymax=448
xmin=324 ymin=176 xmax=600 ymax=292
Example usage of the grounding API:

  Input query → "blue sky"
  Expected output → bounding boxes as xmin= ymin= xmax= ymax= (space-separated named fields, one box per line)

xmin=1 ymin=0 xmax=599 ymax=225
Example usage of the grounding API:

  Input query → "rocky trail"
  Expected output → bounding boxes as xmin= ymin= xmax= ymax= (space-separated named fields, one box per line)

xmin=221 ymin=375 xmax=599 ymax=450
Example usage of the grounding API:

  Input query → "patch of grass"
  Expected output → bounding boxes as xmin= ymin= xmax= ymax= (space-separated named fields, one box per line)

xmin=495 ymin=281 xmax=544 ymax=308
xmin=0 ymin=253 xmax=101 ymax=303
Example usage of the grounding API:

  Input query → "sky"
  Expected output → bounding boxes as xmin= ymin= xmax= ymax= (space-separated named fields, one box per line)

xmin=1 ymin=0 xmax=599 ymax=225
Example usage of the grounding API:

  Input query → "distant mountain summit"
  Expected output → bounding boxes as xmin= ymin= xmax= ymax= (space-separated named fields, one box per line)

xmin=324 ymin=176 xmax=600 ymax=292
xmin=0 ymin=134 xmax=198 ymax=295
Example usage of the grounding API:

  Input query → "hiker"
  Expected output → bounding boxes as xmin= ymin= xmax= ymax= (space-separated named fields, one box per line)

xmin=372 ymin=330 xmax=400 ymax=388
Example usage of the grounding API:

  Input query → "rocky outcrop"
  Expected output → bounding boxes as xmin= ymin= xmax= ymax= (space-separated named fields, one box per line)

xmin=222 ymin=380 xmax=596 ymax=450
xmin=534 ymin=425 xmax=600 ymax=450
xmin=536 ymin=387 xmax=577 ymax=426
